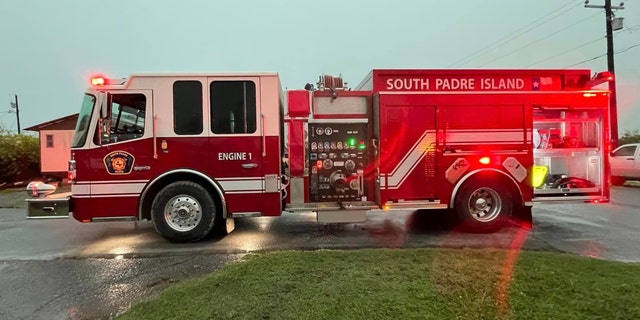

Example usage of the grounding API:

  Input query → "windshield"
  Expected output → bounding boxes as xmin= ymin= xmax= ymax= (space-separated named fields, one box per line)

xmin=71 ymin=93 xmax=96 ymax=148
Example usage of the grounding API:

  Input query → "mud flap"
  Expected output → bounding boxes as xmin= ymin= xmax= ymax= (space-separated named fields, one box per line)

xmin=511 ymin=206 xmax=533 ymax=229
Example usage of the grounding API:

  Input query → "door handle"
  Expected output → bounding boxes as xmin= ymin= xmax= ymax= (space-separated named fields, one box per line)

xmin=242 ymin=163 xmax=258 ymax=169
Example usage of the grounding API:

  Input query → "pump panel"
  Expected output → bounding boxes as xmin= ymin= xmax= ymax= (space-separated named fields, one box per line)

xmin=308 ymin=123 xmax=368 ymax=202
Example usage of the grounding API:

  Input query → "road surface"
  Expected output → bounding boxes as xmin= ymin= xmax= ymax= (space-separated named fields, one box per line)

xmin=0 ymin=186 xmax=638 ymax=319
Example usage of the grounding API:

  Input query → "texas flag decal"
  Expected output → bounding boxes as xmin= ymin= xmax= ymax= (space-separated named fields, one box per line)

xmin=531 ymin=77 xmax=554 ymax=91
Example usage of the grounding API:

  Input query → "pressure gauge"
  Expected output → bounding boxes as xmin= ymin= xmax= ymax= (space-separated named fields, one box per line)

xmin=324 ymin=127 xmax=333 ymax=135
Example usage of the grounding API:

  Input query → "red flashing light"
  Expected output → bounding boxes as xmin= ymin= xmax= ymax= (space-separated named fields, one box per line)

xmin=479 ymin=157 xmax=491 ymax=165
xmin=91 ymin=77 xmax=105 ymax=86
xmin=594 ymin=71 xmax=614 ymax=81
xmin=585 ymin=71 xmax=614 ymax=87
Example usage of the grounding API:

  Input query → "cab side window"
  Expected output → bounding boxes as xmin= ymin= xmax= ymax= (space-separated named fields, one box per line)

xmin=96 ymin=93 xmax=146 ymax=145
xmin=173 ymin=81 xmax=203 ymax=135
xmin=613 ymin=146 xmax=637 ymax=157
xmin=210 ymin=81 xmax=256 ymax=134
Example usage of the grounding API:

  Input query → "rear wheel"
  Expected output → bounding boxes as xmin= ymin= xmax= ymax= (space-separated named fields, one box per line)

xmin=151 ymin=181 xmax=216 ymax=242
xmin=455 ymin=177 xmax=513 ymax=233
xmin=611 ymin=176 xmax=626 ymax=186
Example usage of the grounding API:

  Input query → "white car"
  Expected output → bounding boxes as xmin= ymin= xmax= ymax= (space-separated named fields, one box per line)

xmin=610 ymin=143 xmax=640 ymax=185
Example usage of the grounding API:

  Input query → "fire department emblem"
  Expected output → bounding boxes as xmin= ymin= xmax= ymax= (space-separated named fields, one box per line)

xmin=103 ymin=151 xmax=135 ymax=175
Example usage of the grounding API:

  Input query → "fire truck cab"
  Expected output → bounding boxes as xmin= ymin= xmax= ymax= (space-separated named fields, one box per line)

xmin=27 ymin=69 xmax=612 ymax=242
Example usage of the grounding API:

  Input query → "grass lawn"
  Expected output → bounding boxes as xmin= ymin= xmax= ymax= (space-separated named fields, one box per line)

xmin=0 ymin=187 xmax=30 ymax=208
xmin=118 ymin=248 xmax=640 ymax=320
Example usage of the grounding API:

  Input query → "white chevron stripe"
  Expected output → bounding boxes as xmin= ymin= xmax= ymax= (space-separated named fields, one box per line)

xmin=386 ymin=131 xmax=436 ymax=188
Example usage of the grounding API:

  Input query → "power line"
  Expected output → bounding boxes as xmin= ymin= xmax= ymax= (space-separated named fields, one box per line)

xmin=451 ymin=0 xmax=584 ymax=68
xmin=621 ymin=22 xmax=640 ymax=32
xmin=563 ymin=53 xmax=608 ymax=68
xmin=615 ymin=42 xmax=640 ymax=54
xmin=449 ymin=1 xmax=580 ymax=67
xmin=525 ymin=36 xmax=605 ymax=67
xmin=481 ymin=12 xmax=601 ymax=67
xmin=563 ymin=42 xmax=640 ymax=68
xmin=469 ymin=1 xmax=586 ymax=66
xmin=447 ymin=0 xmax=581 ymax=68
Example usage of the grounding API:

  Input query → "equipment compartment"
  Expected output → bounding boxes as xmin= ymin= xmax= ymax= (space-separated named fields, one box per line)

xmin=532 ymin=108 xmax=604 ymax=196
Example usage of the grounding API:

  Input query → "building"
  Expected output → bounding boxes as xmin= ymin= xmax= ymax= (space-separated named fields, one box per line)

xmin=24 ymin=114 xmax=78 ymax=178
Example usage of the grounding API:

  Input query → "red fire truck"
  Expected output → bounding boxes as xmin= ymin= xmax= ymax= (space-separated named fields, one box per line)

xmin=27 ymin=69 xmax=612 ymax=242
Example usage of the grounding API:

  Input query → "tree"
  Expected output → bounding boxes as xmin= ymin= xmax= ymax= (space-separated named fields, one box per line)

xmin=619 ymin=130 xmax=640 ymax=145
xmin=0 ymin=125 xmax=40 ymax=183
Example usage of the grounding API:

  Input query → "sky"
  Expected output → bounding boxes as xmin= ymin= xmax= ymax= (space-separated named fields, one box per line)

xmin=1 ymin=0 xmax=639 ymax=134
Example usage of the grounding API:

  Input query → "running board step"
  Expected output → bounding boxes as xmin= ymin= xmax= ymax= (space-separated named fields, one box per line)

xmin=286 ymin=201 xmax=376 ymax=212
xmin=383 ymin=201 xmax=448 ymax=210
xmin=317 ymin=210 xmax=367 ymax=223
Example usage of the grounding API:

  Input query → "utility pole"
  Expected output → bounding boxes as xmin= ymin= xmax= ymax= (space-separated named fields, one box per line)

xmin=585 ymin=0 xmax=625 ymax=148
xmin=9 ymin=94 xmax=21 ymax=134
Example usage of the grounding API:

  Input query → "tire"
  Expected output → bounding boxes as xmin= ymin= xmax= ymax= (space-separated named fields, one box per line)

xmin=454 ymin=177 xmax=513 ymax=233
xmin=151 ymin=181 xmax=216 ymax=242
xmin=611 ymin=176 xmax=626 ymax=186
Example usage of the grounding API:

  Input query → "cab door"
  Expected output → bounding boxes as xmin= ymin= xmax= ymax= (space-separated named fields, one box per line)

xmin=206 ymin=77 xmax=264 ymax=215
xmin=86 ymin=90 xmax=155 ymax=218
xmin=611 ymin=144 xmax=639 ymax=177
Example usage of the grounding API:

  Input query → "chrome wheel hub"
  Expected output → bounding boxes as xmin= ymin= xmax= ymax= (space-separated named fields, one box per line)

xmin=468 ymin=187 xmax=502 ymax=222
xmin=164 ymin=195 xmax=202 ymax=232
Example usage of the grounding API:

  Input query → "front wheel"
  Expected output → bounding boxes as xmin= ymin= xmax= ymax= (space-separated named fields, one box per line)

xmin=454 ymin=178 xmax=513 ymax=233
xmin=151 ymin=181 xmax=216 ymax=242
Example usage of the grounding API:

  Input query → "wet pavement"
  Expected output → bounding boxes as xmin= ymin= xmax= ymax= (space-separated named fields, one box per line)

xmin=531 ymin=186 xmax=640 ymax=262
xmin=0 ymin=255 xmax=243 ymax=320
xmin=1 ymin=186 xmax=639 ymax=319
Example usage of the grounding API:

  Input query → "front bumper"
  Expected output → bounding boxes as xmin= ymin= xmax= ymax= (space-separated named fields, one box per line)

xmin=26 ymin=192 xmax=71 ymax=219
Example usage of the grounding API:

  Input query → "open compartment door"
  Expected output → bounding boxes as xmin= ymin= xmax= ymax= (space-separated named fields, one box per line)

xmin=532 ymin=106 xmax=607 ymax=201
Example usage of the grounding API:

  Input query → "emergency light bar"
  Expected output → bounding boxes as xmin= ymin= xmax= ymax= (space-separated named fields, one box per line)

xmin=91 ymin=77 xmax=105 ymax=86
xmin=90 ymin=76 xmax=126 ymax=86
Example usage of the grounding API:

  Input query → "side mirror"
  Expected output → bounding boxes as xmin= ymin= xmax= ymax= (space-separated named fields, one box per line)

xmin=100 ymin=92 xmax=110 ymax=118
xmin=97 ymin=92 xmax=111 ymax=146
xmin=98 ymin=118 xmax=112 ymax=145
